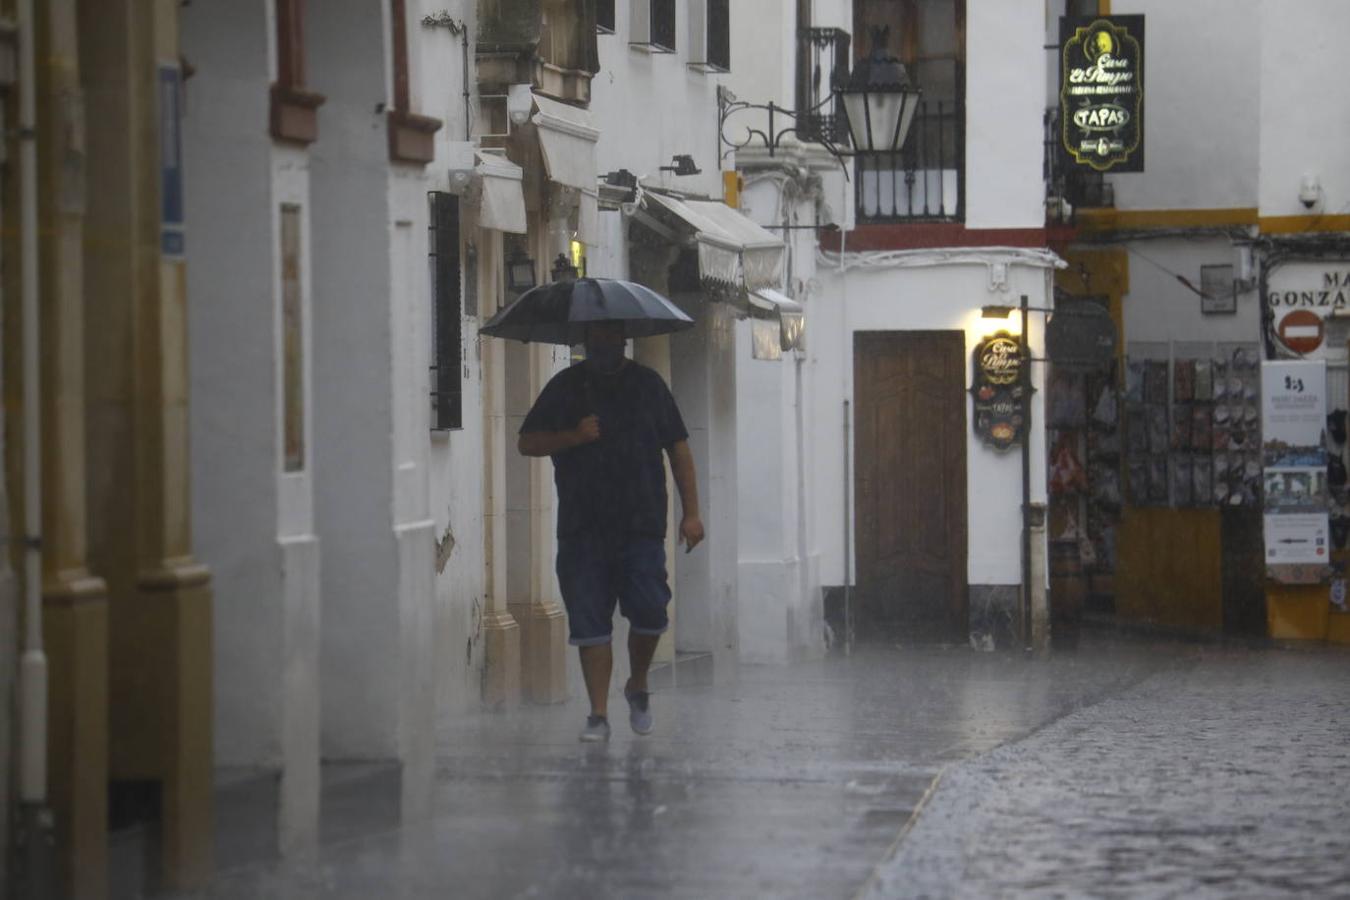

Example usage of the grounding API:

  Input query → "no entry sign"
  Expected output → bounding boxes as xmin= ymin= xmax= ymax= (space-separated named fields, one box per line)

xmin=1277 ymin=309 xmax=1325 ymax=355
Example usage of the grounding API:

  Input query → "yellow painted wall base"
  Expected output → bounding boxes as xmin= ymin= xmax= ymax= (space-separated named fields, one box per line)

xmin=1325 ymin=611 xmax=1350 ymax=645
xmin=1116 ymin=508 xmax=1223 ymax=632
xmin=1265 ymin=584 xmax=1330 ymax=640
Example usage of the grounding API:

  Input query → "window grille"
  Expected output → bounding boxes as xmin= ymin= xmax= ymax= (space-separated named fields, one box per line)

xmin=428 ymin=192 xmax=463 ymax=431
xmin=795 ymin=27 xmax=851 ymax=145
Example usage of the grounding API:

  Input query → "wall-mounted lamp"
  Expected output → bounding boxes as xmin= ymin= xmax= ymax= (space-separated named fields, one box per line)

xmin=507 ymin=84 xmax=533 ymax=127
xmin=551 ymin=253 xmax=578 ymax=282
xmin=505 ymin=253 xmax=536 ymax=292
xmin=659 ymin=155 xmax=702 ymax=177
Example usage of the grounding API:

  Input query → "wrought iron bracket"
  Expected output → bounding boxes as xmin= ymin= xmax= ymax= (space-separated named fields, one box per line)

xmin=717 ymin=86 xmax=849 ymax=176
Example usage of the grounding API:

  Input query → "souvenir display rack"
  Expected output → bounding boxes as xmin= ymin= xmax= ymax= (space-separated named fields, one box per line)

xmin=1122 ymin=341 xmax=1262 ymax=509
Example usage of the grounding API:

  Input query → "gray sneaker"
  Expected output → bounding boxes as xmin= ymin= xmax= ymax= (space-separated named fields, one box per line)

xmin=625 ymin=688 xmax=653 ymax=736
xmin=579 ymin=715 xmax=610 ymax=743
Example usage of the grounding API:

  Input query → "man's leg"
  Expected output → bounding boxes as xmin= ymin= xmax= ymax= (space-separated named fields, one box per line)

xmin=625 ymin=631 xmax=660 ymax=695
xmin=579 ymin=643 xmax=613 ymax=718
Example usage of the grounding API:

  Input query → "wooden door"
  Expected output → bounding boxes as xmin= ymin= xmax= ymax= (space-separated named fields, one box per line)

xmin=854 ymin=331 xmax=968 ymax=641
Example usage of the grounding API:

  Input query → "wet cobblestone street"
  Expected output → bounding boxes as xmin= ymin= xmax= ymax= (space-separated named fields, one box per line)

xmin=166 ymin=638 xmax=1350 ymax=899
xmin=867 ymin=645 xmax=1350 ymax=899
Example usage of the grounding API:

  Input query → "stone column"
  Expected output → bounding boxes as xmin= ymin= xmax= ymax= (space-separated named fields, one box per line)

xmin=480 ymin=229 xmax=521 ymax=707
xmin=524 ymin=340 xmax=568 ymax=703
xmin=35 ymin=1 xmax=110 ymax=896
xmin=81 ymin=0 xmax=212 ymax=889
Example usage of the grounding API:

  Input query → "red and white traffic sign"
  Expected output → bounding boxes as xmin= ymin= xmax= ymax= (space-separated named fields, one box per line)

xmin=1277 ymin=309 xmax=1325 ymax=355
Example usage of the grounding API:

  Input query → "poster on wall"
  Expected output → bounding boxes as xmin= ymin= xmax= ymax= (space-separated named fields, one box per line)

xmin=970 ymin=331 xmax=1026 ymax=451
xmin=1262 ymin=360 xmax=1330 ymax=580
xmin=1059 ymin=15 xmax=1145 ymax=172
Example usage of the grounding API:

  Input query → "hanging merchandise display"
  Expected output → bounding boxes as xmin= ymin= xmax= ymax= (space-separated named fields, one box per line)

xmin=1123 ymin=345 xmax=1262 ymax=509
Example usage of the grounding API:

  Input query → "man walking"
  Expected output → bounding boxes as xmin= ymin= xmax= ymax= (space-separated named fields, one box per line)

xmin=518 ymin=321 xmax=703 ymax=742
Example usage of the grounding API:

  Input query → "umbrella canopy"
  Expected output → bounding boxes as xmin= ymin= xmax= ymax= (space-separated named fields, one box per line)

xmin=479 ymin=277 xmax=694 ymax=345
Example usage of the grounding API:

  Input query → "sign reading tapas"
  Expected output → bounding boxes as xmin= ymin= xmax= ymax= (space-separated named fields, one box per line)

xmin=971 ymin=332 xmax=1027 ymax=451
xmin=1059 ymin=15 xmax=1144 ymax=172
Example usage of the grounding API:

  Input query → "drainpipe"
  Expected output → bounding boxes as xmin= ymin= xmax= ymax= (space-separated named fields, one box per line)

xmin=16 ymin=0 xmax=48 ymax=818
xmin=839 ymin=175 xmax=852 ymax=656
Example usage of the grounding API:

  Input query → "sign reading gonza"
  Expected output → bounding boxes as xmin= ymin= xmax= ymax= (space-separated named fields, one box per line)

xmin=1059 ymin=16 xmax=1144 ymax=172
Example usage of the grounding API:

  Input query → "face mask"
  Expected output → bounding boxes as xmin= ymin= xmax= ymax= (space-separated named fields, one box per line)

xmin=584 ymin=343 xmax=625 ymax=374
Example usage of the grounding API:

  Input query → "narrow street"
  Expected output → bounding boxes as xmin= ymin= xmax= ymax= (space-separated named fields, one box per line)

xmin=156 ymin=636 xmax=1350 ymax=899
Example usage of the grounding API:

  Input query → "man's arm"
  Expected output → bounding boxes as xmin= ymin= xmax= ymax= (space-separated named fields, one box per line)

xmin=666 ymin=439 xmax=705 ymax=551
xmin=518 ymin=415 xmax=600 ymax=457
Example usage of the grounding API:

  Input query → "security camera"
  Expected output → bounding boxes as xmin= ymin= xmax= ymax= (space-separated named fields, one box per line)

xmin=620 ymin=201 xmax=638 ymax=217
xmin=1299 ymin=174 xmax=1322 ymax=210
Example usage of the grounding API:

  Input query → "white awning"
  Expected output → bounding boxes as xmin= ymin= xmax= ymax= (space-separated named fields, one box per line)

xmin=474 ymin=153 xmax=527 ymax=234
xmin=686 ymin=200 xmax=786 ymax=290
xmin=532 ymin=93 xmax=600 ymax=193
xmin=641 ymin=191 xmax=787 ymax=291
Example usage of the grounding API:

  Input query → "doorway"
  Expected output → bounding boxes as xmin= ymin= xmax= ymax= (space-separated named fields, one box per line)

xmin=853 ymin=331 xmax=969 ymax=640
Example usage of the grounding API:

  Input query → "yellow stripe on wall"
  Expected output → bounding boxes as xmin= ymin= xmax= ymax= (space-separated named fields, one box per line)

xmin=1075 ymin=207 xmax=1259 ymax=232
xmin=1258 ymin=214 xmax=1350 ymax=234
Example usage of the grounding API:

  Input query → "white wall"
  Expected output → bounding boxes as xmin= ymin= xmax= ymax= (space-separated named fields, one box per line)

xmin=1097 ymin=0 xmax=1260 ymax=211
xmin=183 ymin=0 xmax=285 ymax=770
xmin=590 ymin=1 xmax=724 ymax=201
xmin=965 ymin=0 xmax=1046 ymax=229
xmin=1120 ymin=237 xmax=1260 ymax=346
xmin=812 ymin=259 xmax=1052 ymax=589
xmin=1257 ymin=0 xmax=1350 ymax=219
xmin=309 ymin=0 xmax=401 ymax=759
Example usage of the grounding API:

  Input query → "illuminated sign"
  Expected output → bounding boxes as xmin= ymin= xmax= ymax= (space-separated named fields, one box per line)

xmin=1059 ymin=16 xmax=1144 ymax=172
xmin=970 ymin=332 xmax=1026 ymax=451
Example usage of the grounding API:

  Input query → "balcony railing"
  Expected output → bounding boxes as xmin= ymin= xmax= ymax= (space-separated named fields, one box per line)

xmin=795 ymin=27 xmax=850 ymax=146
xmin=855 ymin=98 xmax=964 ymax=223
xmin=1043 ymin=106 xmax=1113 ymax=224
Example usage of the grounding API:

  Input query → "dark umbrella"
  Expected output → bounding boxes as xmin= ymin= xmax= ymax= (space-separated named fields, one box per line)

xmin=479 ymin=277 xmax=694 ymax=344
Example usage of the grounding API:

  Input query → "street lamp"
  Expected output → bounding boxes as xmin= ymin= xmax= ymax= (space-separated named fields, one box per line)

xmin=981 ymin=296 xmax=1053 ymax=650
xmin=717 ymin=28 xmax=921 ymax=164
xmin=838 ymin=31 xmax=922 ymax=156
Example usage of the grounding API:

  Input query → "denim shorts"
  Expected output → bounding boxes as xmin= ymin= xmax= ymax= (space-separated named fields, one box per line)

xmin=555 ymin=533 xmax=671 ymax=646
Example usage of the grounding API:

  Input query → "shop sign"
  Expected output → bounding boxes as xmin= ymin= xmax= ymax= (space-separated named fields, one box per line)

xmin=1262 ymin=360 xmax=1330 ymax=580
xmin=1046 ymin=302 xmax=1117 ymax=371
xmin=1263 ymin=261 xmax=1350 ymax=358
xmin=970 ymin=332 xmax=1027 ymax=451
xmin=1059 ymin=16 xmax=1145 ymax=172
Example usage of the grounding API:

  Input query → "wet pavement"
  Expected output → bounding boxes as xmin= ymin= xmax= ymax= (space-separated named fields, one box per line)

xmin=865 ymin=644 xmax=1350 ymax=899
xmin=171 ymin=636 xmax=1191 ymax=899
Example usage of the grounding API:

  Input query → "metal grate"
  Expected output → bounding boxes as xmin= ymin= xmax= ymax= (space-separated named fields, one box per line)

xmin=795 ymin=27 xmax=850 ymax=146
xmin=854 ymin=96 xmax=964 ymax=222
xmin=428 ymin=192 xmax=463 ymax=431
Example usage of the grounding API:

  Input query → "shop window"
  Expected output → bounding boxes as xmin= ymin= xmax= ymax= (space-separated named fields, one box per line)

xmin=270 ymin=0 xmax=325 ymax=144
xmin=429 ymin=192 xmax=464 ymax=431
xmin=388 ymin=0 xmax=444 ymax=163
xmin=852 ymin=0 xmax=964 ymax=222
xmin=630 ymin=0 xmax=676 ymax=53
xmin=688 ymin=0 xmax=730 ymax=72
xmin=597 ymin=0 xmax=615 ymax=33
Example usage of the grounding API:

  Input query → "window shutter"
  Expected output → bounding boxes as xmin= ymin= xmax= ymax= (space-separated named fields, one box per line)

xmin=428 ymin=192 xmax=463 ymax=430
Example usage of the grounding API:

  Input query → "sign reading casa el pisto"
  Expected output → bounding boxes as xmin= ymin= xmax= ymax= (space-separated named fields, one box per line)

xmin=970 ymin=332 xmax=1027 ymax=452
xmin=1059 ymin=15 xmax=1144 ymax=172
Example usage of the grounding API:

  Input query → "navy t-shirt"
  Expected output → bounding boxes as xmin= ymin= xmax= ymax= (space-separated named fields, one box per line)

xmin=520 ymin=361 xmax=689 ymax=539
